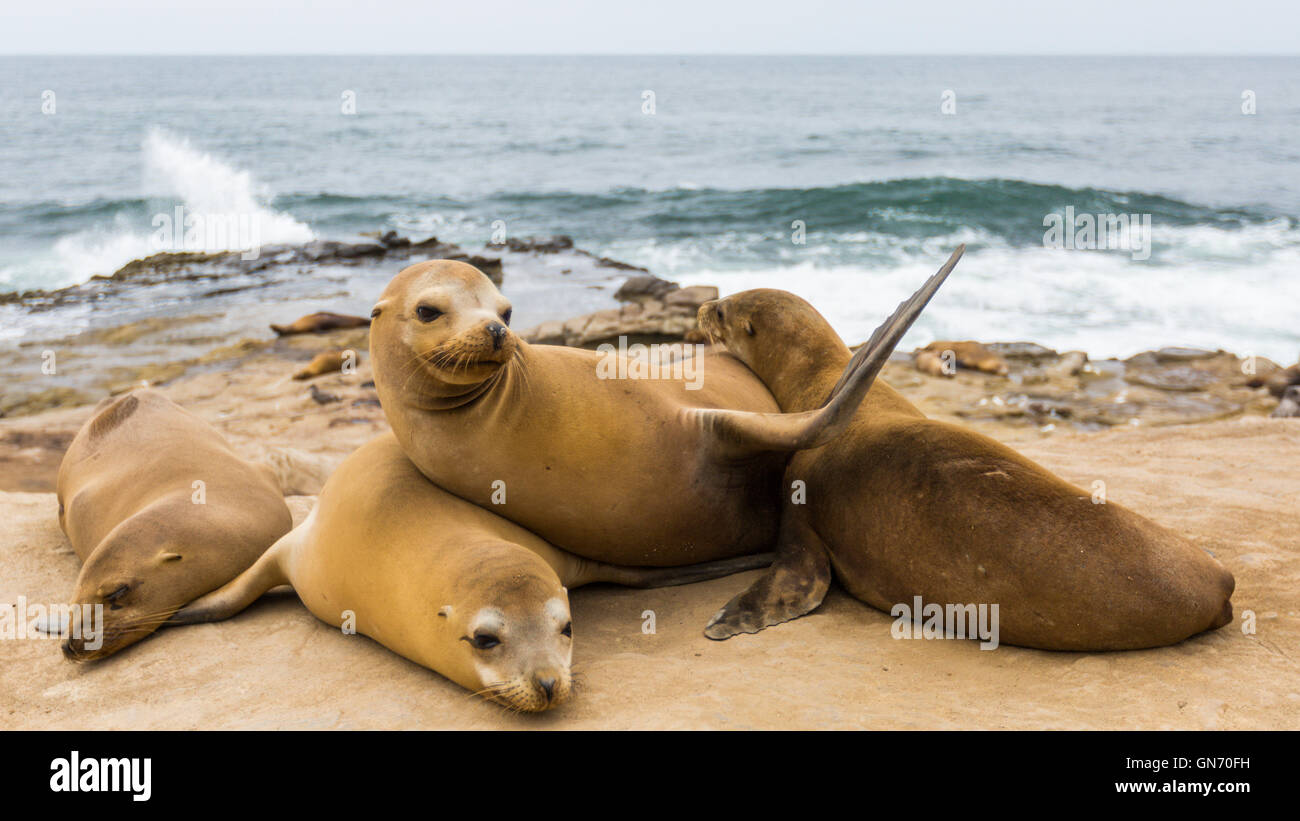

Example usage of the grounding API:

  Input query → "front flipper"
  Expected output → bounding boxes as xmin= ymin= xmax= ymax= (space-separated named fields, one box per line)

xmin=692 ymin=245 xmax=964 ymax=455
xmin=704 ymin=516 xmax=832 ymax=639
xmin=167 ymin=528 xmax=296 ymax=625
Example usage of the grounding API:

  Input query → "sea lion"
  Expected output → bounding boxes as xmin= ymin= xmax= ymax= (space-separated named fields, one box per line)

xmin=914 ymin=340 xmax=1009 ymax=377
xmin=271 ymin=311 xmax=370 ymax=336
xmin=172 ymin=434 xmax=773 ymax=712
xmin=293 ymin=349 xmax=355 ymax=380
xmin=696 ymin=289 xmax=1236 ymax=650
xmin=55 ymin=389 xmax=292 ymax=660
xmin=367 ymin=250 xmax=962 ymax=566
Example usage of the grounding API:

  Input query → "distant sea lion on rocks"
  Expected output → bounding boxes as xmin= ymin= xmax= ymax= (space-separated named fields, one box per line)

xmin=293 ymin=350 xmax=355 ymax=380
xmin=914 ymin=340 xmax=1009 ymax=377
xmin=173 ymin=434 xmax=773 ymax=712
xmin=697 ymin=288 xmax=1236 ymax=650
xmin=271 ymin=311 xmax=371 ymax=336
xmin=55 ymin=389 xmax=292 ymax=660
xmin=367 ymin=250 xmax=962 ymax=567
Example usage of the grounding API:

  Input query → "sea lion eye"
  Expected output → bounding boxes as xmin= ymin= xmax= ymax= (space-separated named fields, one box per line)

xmin=105 ymin=585 xmax=129 ymax=610
xmin=500 ymin=308 xmax=512 ymax=326
xmin=561 ymin=621 xmax=572 ymax=638
xmin=716 ymin=307 xmax=724 ymax=321
xmin=415 ymin=305 xmax=442 ymax=323
xmin=465 ymin=631 xmax=501 ymax=650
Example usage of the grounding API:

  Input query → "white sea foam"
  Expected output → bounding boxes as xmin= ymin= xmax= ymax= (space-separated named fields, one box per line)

xmin=1 ymin=130 xmax=312 ymax=291
xmin=668 ymin=240 xmax=1300 ymax=364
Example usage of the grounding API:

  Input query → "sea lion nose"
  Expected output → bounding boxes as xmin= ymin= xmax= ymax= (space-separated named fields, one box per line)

xmin=536 ymin=675 xmax=556 ymax=702
xmin=486 ymin=321 xmax=507 ymax=350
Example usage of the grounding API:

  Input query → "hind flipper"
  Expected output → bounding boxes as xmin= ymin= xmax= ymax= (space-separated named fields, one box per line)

xmin=704 ymin=516 xmax=832 ymax=639
xmin=691 ymin=245 xmax=963 ymax=455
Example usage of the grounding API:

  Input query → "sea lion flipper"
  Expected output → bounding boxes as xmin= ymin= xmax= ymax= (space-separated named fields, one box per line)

xmin=827 ymin=243 xmax=964 ymax=400
xmin=703 ymin=517 xmax=832 ymax=639
xmin=569 ymin=552 xmax=776 ymax=589
xmin=692 ymin=245 xmax=962 ymax=454
xmin=168 ymin=526 xmax=298 ymax=625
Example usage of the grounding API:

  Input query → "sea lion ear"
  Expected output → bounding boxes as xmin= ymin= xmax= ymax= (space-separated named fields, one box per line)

xmin=437 ymin=605 xmax=453 ymax=618
xmin=743 ymin=319 xmax=755 ymax=336
xmin=370 ymin=299 xmax=390 ymax=319
xmin=157 ymin=551 xmax=183 ymax=563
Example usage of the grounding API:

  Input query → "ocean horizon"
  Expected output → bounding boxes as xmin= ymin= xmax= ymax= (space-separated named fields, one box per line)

xmin=3 ymin=55 xmax=1298 ymax=361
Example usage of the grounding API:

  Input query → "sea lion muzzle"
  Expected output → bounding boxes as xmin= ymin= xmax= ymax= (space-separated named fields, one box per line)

xmin=486 ymin=321 xmax=508 ymax=350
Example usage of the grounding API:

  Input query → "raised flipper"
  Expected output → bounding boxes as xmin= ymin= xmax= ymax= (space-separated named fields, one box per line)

xmin=563 ymin=552 xmax=775 ymax=589
xmin=703 ymin=515 xmax=831 ymax=639
xmin=691 ymin=245 xmax=963 ymax=454
xmin=167 ymin=526 xmax=299 ymax=625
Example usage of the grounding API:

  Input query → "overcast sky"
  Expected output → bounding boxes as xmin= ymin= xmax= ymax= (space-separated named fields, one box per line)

xmin=3 ymin=1 xmax=1298 ymax=55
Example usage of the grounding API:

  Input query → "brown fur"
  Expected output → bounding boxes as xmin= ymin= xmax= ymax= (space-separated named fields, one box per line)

xmin=293 ymin=350 xmax=353 ymax=380
xmin=271 ymin=311 xmax=370 ymax=336
xmin=916 ymin=340 xmax=1009 ymax=376
xmin=369 ymin=260 xmax=789 ymax=566
xmin=698 ymin=289 xmax=1235 ymax=651
xmin=55 ymin=389 xmax=292 ymax=660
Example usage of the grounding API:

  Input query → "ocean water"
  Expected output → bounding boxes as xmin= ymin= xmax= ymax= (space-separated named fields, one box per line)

xmin=2 ymin=55 xmax=1298 ymax=360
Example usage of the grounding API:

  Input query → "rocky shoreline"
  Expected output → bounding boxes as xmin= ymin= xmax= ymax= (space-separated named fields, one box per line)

xmin=1 ymin=234 xmax=1297 ymax=493
xmin=0 ymin=233 xmax=644 ymax=418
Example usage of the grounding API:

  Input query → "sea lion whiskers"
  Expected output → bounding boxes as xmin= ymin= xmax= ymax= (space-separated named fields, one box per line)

xmin=64 ymin=605 xmax=183 ymax=661
xmin=473 ymin=678 xmax=537 ymax=713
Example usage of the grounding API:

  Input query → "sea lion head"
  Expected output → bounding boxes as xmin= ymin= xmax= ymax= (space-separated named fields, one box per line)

xmin=62 ymin=524 xmax=199 ymax=662
xmin=697 ymin=289 xmax=839 ymax=399
xmin=437 ymin=542 xmax=574 ymax=713
xmin=370 ymin=260 xmax=517 ymax=392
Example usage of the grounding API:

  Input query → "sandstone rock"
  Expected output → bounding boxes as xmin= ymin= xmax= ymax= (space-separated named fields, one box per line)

xmin=615 ymin=275 xmax=679 ymax=303
xmin=1048 ymin=351 xmax=1089 ymax=378
xmin=1272 ymin=385 xmax=1300 ymax=418
xmin=664 ymin=286 xmax=719 ymax=309
xmin=988 ymin=342 xmax=1059 ymax=361
xmin=1153 ymin=346 xmax=1219 ymax=363
xmin=497 ymin=235 xmax=575 ymax=254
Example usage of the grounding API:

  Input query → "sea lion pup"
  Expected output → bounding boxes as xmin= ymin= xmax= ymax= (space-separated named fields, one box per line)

xmin=55 ymin=389 xmax=292 ymax=660
xmin=271 ymin=311 xmax=370 ymax=336
xmin=367 ymin=250 xmax=962 ymax=567
xmin=171 ymin=434 xmax=774 ymax=712
xmin=696 ymin=289 xmax=1236 ymax=651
